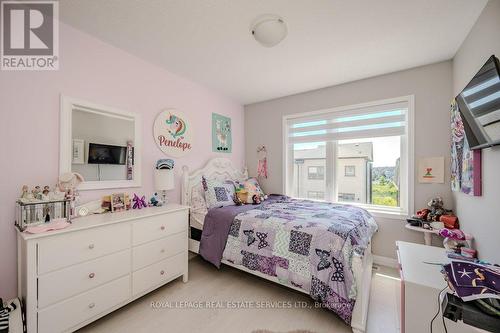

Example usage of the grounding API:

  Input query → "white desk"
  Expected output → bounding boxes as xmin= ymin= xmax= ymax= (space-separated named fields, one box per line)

xmin=396 ymin=241 xmax=477 ymax=333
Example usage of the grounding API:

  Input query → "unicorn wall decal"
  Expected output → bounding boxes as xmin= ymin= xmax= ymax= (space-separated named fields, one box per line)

xmin=166 ymin=113 xmax=187 ymax=139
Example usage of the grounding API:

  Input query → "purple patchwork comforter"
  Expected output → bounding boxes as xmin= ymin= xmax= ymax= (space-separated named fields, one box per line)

xmin=199 ymin=195 xmax=378 ymax=324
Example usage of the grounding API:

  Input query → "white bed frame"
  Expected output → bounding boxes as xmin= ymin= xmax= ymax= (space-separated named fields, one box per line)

xmin=181 ymin=158 xmax=372 ymax=333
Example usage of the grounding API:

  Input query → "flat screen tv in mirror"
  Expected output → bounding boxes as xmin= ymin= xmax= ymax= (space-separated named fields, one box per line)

xmin=88 ymin=143 xmax=130 ymax=165
xmin=456 ymin=55 xmax=500 ymax=150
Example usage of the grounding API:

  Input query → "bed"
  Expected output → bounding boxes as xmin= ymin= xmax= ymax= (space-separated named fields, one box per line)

xmin=181 ymin=158 xmax=377 ymax=333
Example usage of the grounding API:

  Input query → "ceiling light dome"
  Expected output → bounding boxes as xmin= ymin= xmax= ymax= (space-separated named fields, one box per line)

xmin=251 ymin=14 xmax=287 ymax=47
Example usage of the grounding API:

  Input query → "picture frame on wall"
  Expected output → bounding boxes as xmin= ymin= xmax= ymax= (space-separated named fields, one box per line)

xmin=72 ymin=139 xmax=85 ymax=164
xmin=418 ymin=156 xmax=445 ymax=183
xmin=450 ymin=100 xmax=482 ymax=196
xmin=212 ymin=113 xmax=232 ymax=153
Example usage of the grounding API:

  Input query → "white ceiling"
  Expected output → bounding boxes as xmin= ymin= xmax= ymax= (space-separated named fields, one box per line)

xmin=59 ymin=0 xmax=488 ymax=105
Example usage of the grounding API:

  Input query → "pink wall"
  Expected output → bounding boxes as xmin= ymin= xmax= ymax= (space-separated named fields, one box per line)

xmin=0 ymin=23 xmax=244 ymax=299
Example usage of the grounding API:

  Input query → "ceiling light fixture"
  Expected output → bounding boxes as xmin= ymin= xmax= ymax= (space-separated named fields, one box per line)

xmin=251 ymin=14 xmax=287 ymax=47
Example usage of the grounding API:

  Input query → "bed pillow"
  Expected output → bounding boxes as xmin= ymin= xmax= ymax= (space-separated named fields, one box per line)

xmin=190 ymin=183 xmax=208 ymax=215
xmin=202 ymin=176 xmax=236 ymax=209
xmin=235 ymin=177 xmax=266 ymax=204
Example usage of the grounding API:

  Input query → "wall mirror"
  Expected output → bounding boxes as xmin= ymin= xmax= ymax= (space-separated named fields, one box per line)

xmin=60 ymin=96 xmax=142 ymax=190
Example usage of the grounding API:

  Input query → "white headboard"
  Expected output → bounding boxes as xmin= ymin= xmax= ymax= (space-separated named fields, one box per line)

xmin=181 ymin=158 xmax=248 ymax=207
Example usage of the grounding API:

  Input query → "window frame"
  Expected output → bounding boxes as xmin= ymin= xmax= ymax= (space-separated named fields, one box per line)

xmin=282 ymin=95 xmax=414 ymax=219
xmin=307 ymin=166 xmax=325 ymax=180
xmin=344 ymin=165 xmax=356 ymax=177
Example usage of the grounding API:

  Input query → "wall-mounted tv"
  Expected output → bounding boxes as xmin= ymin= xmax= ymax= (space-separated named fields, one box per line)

xmin=88 ymin=143 xmax=131 ymax=165
xmin=456 ymin=55 xmax=500 ymax=150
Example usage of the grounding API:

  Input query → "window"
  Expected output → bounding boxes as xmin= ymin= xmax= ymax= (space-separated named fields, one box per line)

xmin=338 ymin=193 xmax=355 ymax=202
xmin=344 ymin=165 xmax=355 ymax=177
xmin=307 ymin=191 xmax=325 ymax=200
xmin=308 ymin=166 xmax=325 ymax=180
xmin=284 ymin=96 xmax=414 ymax=216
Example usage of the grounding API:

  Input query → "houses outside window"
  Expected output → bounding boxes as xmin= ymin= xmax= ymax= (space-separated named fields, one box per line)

xmin=344 ymin=165 xmax=355 ymax=177
xmin=338 ymin=193 xmax=355 ymax=202
xmin=308 ymin=166 xmax=325 ymax=180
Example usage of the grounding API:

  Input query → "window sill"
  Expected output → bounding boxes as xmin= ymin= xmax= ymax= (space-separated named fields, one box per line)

xmin=294 ymin=197 xmax=409 ymax=220
xmin=367 ymin=209 xmax=408 ymax=221
xmin=346 ymin=202 xmax=409 ymax=220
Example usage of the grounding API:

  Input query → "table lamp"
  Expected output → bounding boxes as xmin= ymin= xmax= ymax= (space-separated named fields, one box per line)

xmin=154 ymin=169 xmax=174 ymax=205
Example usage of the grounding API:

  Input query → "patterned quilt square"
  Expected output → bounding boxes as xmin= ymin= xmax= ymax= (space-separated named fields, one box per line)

xmin=272 ymin=228 xmax=290 ymax=258
xmin=222 ymin=235 xmax=243 ymax=265
xmin=241 ymin=227 xmax=275 ymax=257
xmin=289 ymin=230 xmax=312 ymax=256
xmin=229 ymin=219 xmax=241 ymax=237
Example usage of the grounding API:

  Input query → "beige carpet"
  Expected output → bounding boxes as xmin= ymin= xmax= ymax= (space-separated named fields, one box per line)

xmin=78 ymin=256 xmax=400 ymax=333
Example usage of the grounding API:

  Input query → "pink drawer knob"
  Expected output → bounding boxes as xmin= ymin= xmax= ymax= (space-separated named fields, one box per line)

xmin=160 ymin=270 xmax=165 ymax=275
xmin=160 ymin=226 xmax=165 ymax=231
xmin=89 ymin=272 xmax=95 ymax=279
xmin=88 ymin=303 xmax=95 ymax=309
xmin=88 ymin=244 xmax=95 ymax=250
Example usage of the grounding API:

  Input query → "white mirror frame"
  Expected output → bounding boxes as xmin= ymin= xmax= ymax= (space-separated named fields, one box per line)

xmin=59 ymin=95 xmax=142 ymax=191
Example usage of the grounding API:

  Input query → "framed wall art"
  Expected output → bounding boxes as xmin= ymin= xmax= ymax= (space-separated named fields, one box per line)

xmin=154 ymin=109 xmax=193 ymax=157
xmin=450 ymin=100 xmax=482 ymax=196
xmin=418 ymin=157 xmax=444 ymax=183
xmin=212 ymin=113 xmax=232 ymax=153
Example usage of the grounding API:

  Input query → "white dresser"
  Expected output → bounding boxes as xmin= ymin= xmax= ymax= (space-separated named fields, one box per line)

xmin=396 ymin=241 xmax=477 ymax=333
xmin=17 ymin=204 xmax=189 ymax=333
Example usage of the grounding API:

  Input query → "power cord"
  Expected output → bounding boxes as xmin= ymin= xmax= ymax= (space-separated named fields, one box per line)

xmin=430 ymin=287 xmax=448 ymax=333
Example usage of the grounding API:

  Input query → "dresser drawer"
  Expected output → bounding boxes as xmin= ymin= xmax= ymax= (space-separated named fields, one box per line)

xmin=38 ymin=224 xmax=130 ymax=274
xmin=38 ymin=275 xmax=130 ymax=333
xmin=133 ymin=231 xmax=187 ymax=271
xmin=132 ymin=209 xmax=187 ymax=246
xmin=38 ymin=249 xmax=131 ymax=308
xmin=132 ymin=252 xmax=186 ymax=296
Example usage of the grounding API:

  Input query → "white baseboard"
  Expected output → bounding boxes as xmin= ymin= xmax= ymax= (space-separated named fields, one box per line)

xmin=373 ymin=255 xmax=398 ymax=268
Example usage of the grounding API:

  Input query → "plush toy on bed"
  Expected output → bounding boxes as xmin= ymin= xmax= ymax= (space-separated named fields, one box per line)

xmin=232 ymin=192 xmax=244 ymax=206
xmin=235 ymin=178 xmax=267 ymax=204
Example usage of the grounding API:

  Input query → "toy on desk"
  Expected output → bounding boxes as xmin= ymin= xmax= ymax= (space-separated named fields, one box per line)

xmin=438 ymin=228 xmax=473 ymax=253
xmin=427 ymin=197 xmax=447 ymax=221
xmin=132 ymin=193 xmax=147 ymax=209
xmin=408 ymin=197 xmax=457 ymax=229
xmin=440 ymin=214 xmax=459 ymax=229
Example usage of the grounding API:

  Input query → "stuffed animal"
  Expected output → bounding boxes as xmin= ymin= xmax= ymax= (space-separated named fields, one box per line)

xmin=149 ymin=193 xmax=162 ymax=207
xmin=58 ymin=172 xmax=84 ymax=193
xmin=252 ymin=194 xmax=261 ymax=204
xmin=235 ymin=190 xmax=248 ymax=204
xmin=427 ymin=197 xmax=445 ymax=221
xmin=232 ymin=193 xmax=244 ymax=206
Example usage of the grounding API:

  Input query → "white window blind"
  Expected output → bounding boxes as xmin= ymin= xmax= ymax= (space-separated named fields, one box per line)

xmin=283 ymin=96 xmax=414 ymax=217
xmin=287 ymin=101 xmax=408 ymax=144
